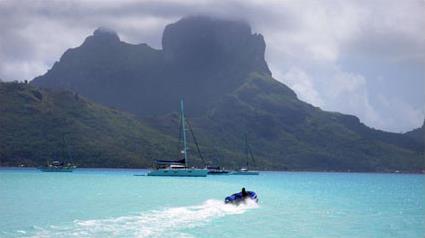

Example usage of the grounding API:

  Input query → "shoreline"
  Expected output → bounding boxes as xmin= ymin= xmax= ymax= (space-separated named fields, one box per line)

xmin=1 ymin=166 xmax=424 ymax=175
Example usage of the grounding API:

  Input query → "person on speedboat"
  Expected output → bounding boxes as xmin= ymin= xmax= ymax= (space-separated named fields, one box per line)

xmin=241 ymin=187 xmax=248 ymax=198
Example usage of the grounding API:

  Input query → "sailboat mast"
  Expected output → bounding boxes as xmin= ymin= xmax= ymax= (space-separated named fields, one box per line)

xmin=245 ymin=134 xmax=249 ymax=168
xmin=63 ymin=135 xmax=73 ymax=162
xmin=181 ymin=99 xmax=188 ymax=167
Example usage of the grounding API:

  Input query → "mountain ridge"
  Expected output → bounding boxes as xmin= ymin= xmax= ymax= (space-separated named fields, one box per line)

xmin=27 ymin=16 xmax=425 ymax=171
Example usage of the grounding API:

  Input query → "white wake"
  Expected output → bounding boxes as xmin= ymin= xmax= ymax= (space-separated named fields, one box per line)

xmin=29 ymin=199 xmax=258 ymax=238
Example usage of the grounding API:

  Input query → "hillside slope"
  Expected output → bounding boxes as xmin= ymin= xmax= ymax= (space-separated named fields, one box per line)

xmin=405 ymin=121 xmax=424 ymax=145
xmin=0 ymin=82 xmax=178 ymax=167
xmin=146 ymin=73 xmax=424 ymax=172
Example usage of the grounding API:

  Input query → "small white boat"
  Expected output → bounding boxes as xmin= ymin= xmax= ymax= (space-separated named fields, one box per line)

xmin=231 ymin=167 xmax=259 ymax=175
xmin=147 ymin=100 xmax=207 ymax=177
xmin=231 ymin=135 xmax=259 ymax=175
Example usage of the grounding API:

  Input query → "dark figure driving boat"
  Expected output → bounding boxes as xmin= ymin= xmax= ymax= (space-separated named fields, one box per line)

xmin=225 ymin=187 xmax=258 ymax=205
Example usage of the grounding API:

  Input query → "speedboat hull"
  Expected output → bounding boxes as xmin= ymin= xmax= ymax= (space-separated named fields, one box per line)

xmin=225 ymin=191 xmax=258 ymax=205
xmin=147 ymin=168 xmax=208 ymax=177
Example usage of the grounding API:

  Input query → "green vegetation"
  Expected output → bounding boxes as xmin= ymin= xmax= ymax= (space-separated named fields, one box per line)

xmin=405 ymin=121 xmax=425 ymax=145
xmin=1 ymin=78 xmax=423 ymax=171
xmin=0 ymin=82 xmax=177 ymax=167
xmin=148 ymin=73 xmax=424 ymax=172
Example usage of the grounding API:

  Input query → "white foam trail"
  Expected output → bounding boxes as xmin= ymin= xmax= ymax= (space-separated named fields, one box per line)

xmin=29 ymin=199 xmax=258 ymax=238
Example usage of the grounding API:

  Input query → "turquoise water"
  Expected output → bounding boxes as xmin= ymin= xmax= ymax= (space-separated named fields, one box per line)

xmin=1 ymin=168 xmax=424 ymax=238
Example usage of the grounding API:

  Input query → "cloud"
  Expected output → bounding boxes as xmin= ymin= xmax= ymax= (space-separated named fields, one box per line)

xmin=0 ymin=0 xmax=423 ymax=132
xmin=263 ymin=0 xmax=425 ymax=132
xmin=375 ymin=94 xmax=425 ymax=132
xmin=278 ymin=65 xmax=382 ymax=130
xmin=323 ymin=69 xmax=381 ymax=128
xmin=277 ymin=67 xmax=324 ymax=107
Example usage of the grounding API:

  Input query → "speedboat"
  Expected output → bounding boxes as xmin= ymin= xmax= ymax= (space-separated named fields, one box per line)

xmin=224 ymin=190 xmax=258 ymax=205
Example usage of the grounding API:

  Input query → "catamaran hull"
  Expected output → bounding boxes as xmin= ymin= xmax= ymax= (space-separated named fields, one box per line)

xmin=147 ymin=169 xmax=208 ymax=177
xmin=208 ymin=170 xmax=230 ymax=175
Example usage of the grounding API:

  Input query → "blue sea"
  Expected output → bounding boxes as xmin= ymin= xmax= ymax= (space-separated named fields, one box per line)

xmin=0 ymin=168 xmax=424 ymax=238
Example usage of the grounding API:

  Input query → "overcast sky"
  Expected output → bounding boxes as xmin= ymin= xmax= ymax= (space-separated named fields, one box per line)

xmin=0 ymin=0 xmax=424 ymax=132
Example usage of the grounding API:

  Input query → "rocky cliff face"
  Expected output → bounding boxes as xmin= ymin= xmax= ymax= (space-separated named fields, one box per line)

xmin=32 ymin=16 xmax=271 ymax=116
xmin=162 ymin=16 xmax=270 ymax=75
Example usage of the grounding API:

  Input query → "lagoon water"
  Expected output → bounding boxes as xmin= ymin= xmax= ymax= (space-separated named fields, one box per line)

xmin=0 ymin=168 xmax=424 ymax=238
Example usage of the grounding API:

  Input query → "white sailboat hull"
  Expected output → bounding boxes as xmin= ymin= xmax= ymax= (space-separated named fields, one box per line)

xmin=147 ymin=168 xmax=208 ymax=177
xmin=231 ymin=170 xmax=259 ymax=175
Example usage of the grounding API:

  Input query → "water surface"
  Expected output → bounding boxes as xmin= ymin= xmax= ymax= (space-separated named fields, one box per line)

xmin=1 ymin=168 xmax=424 ymax=237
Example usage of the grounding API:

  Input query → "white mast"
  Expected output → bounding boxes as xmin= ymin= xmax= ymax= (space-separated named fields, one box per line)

xmin=180 ymin=99 xmax=188 ymax=167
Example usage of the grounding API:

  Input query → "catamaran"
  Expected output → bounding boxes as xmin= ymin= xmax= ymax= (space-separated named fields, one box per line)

xmin=147 ymin=100 xmax=208 ymax=177
xmin=231 ymin=135 xmax=259 ymax=175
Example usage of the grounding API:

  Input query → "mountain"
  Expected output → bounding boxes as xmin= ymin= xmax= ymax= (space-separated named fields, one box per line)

xmin=0 ymin=81 xmax=179 ymax=167
xmin=32 ymin=17 xmax=269 ymax=116
xmin=405 ymin=121 xmax=425 ymax=146
xmin=30 ymin=16 xmax=424 ymax=172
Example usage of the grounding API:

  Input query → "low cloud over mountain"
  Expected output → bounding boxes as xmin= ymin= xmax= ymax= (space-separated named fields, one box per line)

xmin=0 ymin=0 xmax=424 ymax=132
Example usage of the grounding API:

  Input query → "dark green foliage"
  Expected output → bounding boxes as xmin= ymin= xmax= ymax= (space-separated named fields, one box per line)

xmin=0 ymin=82 xmax=179 ymax=167
xmin=405 ymin=121 xmax=425 ymax=146
xmin=145 ymin=73 xmax=424 ymax=172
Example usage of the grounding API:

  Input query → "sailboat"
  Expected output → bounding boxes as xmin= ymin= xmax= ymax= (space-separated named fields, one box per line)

xmin=231 ymin=135 xmax=259 ymax=175
xmin=147 ymin=100 xmax=208 ymax=177
xmin=39 ymin=135 xmax=76 ymax=172
xmin=39 ymin=161 xmax=76 ymax=172
xmin=206 ymin=147 xmax=230 ymax=175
